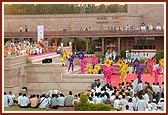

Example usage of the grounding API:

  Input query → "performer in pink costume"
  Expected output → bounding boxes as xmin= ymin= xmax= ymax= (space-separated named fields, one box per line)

xmin=80 ymin=58 xmax=88 ymax=74
xmin=146 ymin=59 xmax=154 ymax=76
xmin=103 ymin=65 xmax=115 ymax=85
xmin=153 ymin=66 xmax=162 ymax=84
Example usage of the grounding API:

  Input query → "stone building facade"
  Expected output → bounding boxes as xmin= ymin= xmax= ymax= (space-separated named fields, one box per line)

xmin=4 ymin=4 xmax=165 ymax=52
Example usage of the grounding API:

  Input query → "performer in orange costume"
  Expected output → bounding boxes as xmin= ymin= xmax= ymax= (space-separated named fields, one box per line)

xmin=51 ymin=43 xmax=56 ymax=52
xmin=10 ymin=43 xmax=15 ymax=55
xmin=4 ymin=44 xmax=9 ymax=57
xmin=41 ymin=39 xmax=46 ymax=53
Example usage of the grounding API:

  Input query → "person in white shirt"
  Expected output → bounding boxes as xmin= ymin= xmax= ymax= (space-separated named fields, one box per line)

xmin=151 ymin=99 xmax=157 ymax=109
xmin=160 ymin=82 xmax=164 ymax=98
xmin=120 ymin=95 xmax=128 ymax=110
xmin=140 ymin=23 xmax=146 ymax=30
xmin=152 ymin=82 xmax=156 ymax=93
xmin=155 ymin=82 xmax=161 ymax=104
xmin=19 ymin=93 xmax=29 ymax=108
xmin=143 ymin=81 xmax=148 ymax=90
xmin=88 ymin=97 xmax=94 ymax=104
xmin=126 ymin=25 xmax=130 ymax=30
xmin=4 ymin=92 xmax=9 ymax=107
xmin=148 ymin=24 xmax=153 ymax=30
xmin=136 ymin=95 xmax=146 ymax=111
xmin=143 ymin=91 xmax=150 ymax=106
xmin=128 ymin=98 xmax=134 ymax=111
xmin=124 ymin=105 xmax=131 ymax=111
xmin=7 ymin=91 xmax=15 ymax=106
xmin=113 ymin=96 xmax=120 ymax=111
xmin=20 ymin=26 xmax=23 ymax=32
xmin=110 ymin=92 xmax=116 ymax=106
xmin=159 ymin=98 xmax=164 ymax=111
xmin=57 ymin=93 xmax=65 ymax=107
xmin=17 ymin=93 xmax=23 ymax=106
xmin=145 ymin=102 xmax=153 ymax=111
xmin=95 ymin=84 xmax=101 ymax=93
xmin=38 ymin=94 xmax=49 ymax=109
xmin=156 ymin=22 xmax=162 ymax=30
xmin=132 ymin=94 xmax=138 ymax=110
xmin=95 ymin=93 xmax=102 ymax=104
xmin=112 ymin=50 xmax=116 ymax=61
xmin=137 ymin=81 xmax=143 ymax=97
xmin=156 ymin=105 xmax=162 ymax=111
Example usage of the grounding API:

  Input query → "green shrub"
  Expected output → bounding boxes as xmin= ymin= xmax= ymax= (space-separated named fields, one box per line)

xmin=140 ymin=58 xmax=145 ymax=64
xmin=87 ymin=49 xmax=95 ymax=54
xmin=152 ymin=50 xmax=164 ymax=64
xmin=76 ymin=94 xmax=113 ymax=111
xmin=120 ymin=49 xmax=126 ymax=59
xmin=90 ymin=103 xmax=113 ymax=111
xmin=80 ymin=94 xmax=88 ymax=103
xmin=77 ymin=102 xmax=92 ymax=111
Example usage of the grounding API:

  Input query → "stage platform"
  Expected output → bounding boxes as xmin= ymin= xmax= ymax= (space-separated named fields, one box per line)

xmin=29 ymin=52 xmax=61 ymax=63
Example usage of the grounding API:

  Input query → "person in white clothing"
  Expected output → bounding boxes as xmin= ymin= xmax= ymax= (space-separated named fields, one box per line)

xmin=95 ymin=93 xmax=102 ymax=104
xmin=151 ymin=99 xmax=157 ymax=110
xmin=156 ymin=105 xmax=162 ymax=111
xmin=95 ymin=84 xmax=101 ymax=93
xmin=88 ymin=97 xmax=95 ymax=104
xmin=124 ymin=105 xmax=131 ymax=111
xmin=113 ymin=96 xmax=120 ymax=111
xmin=143 ymin=91 xmax=150 ymax=106
xmin=57 ymin=93 xmax=65 ymax=107
xmin=120 ymin=95 xmax=128 ymax=110
xmin=136 ymin=95 xmax=146 ymax=111
xmin=110 ymin=92 xmax=116 ymax=106
xmin=132 ymin=94 xmax=138 ymax=110
xmin=38 ymin=94 xmax=49 ymax=109
xmin=17 ymin=93 xmax=23 ymax=106
xmin=145 ymin=102 xmax=153 ymax=111
xmin=137 ymin=81 xmax=143 ymax=97
xmin=159 ymin=98 xmax=164 ymax=111
xmin=112 ymin=50 xmax=116 ymax=61
xmin=19 ymin=93 xmax=29 ymax=108
xmin=156 ymin=22 xmax=162 ymax=30
xmin=7 ymin=91 xmax=15 ymax=106
xmin=154 ymin=82 xmax=161 ymax=104
xmin=4 ymin=92 xmax=9 ymax=107
xmin=128 ymin=98 xmax=134 ymax=111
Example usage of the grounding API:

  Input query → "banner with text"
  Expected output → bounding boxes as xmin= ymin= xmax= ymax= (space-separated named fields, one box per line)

xmin=37 ymin=25 xmax=44 ymax=42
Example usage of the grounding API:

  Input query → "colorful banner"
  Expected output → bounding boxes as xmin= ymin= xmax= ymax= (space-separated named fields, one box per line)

xmin=37 ymin=25 xmax=44 ymax=42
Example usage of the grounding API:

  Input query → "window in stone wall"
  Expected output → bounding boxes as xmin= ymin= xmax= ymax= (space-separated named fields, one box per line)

xmin=112 ymin=16 xmax=119 ymax=19
xmin=97 ymin=16 xmax=108 ymax=20
xmin=133 ymin=37 xmax=155 ymax=49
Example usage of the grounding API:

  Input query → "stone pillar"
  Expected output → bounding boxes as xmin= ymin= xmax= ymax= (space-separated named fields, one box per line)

xmin=105 ymin=38 xmax=107 ymax=51
xmin=86 ymin=37 xmax=89 ymax=52
xmin=101 ymin=38 xmax=105 ymax=55
xmin=55 ymin=38 xmax=57 ymax=52
xmin=118 ymin=37 xmax=121 ymax=54
xmin=74 ymin=38 xmax=77 ymax=52
xmin=89 ymin=37 xmax=92 ymax=50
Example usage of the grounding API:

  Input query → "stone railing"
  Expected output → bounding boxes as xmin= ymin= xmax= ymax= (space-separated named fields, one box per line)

xmin=4 ymin=55 xmax=27 ymax=66
xmin=4 ymin=30 xmax=164 ymax=38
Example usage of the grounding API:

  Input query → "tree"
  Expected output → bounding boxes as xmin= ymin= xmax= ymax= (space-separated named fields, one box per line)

xmin=4 ymin=4 xmax=127 ymax=15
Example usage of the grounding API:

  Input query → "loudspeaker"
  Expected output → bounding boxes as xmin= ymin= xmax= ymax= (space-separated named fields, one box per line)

xmin=42 ymin=58 xmax=52 ymax=63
